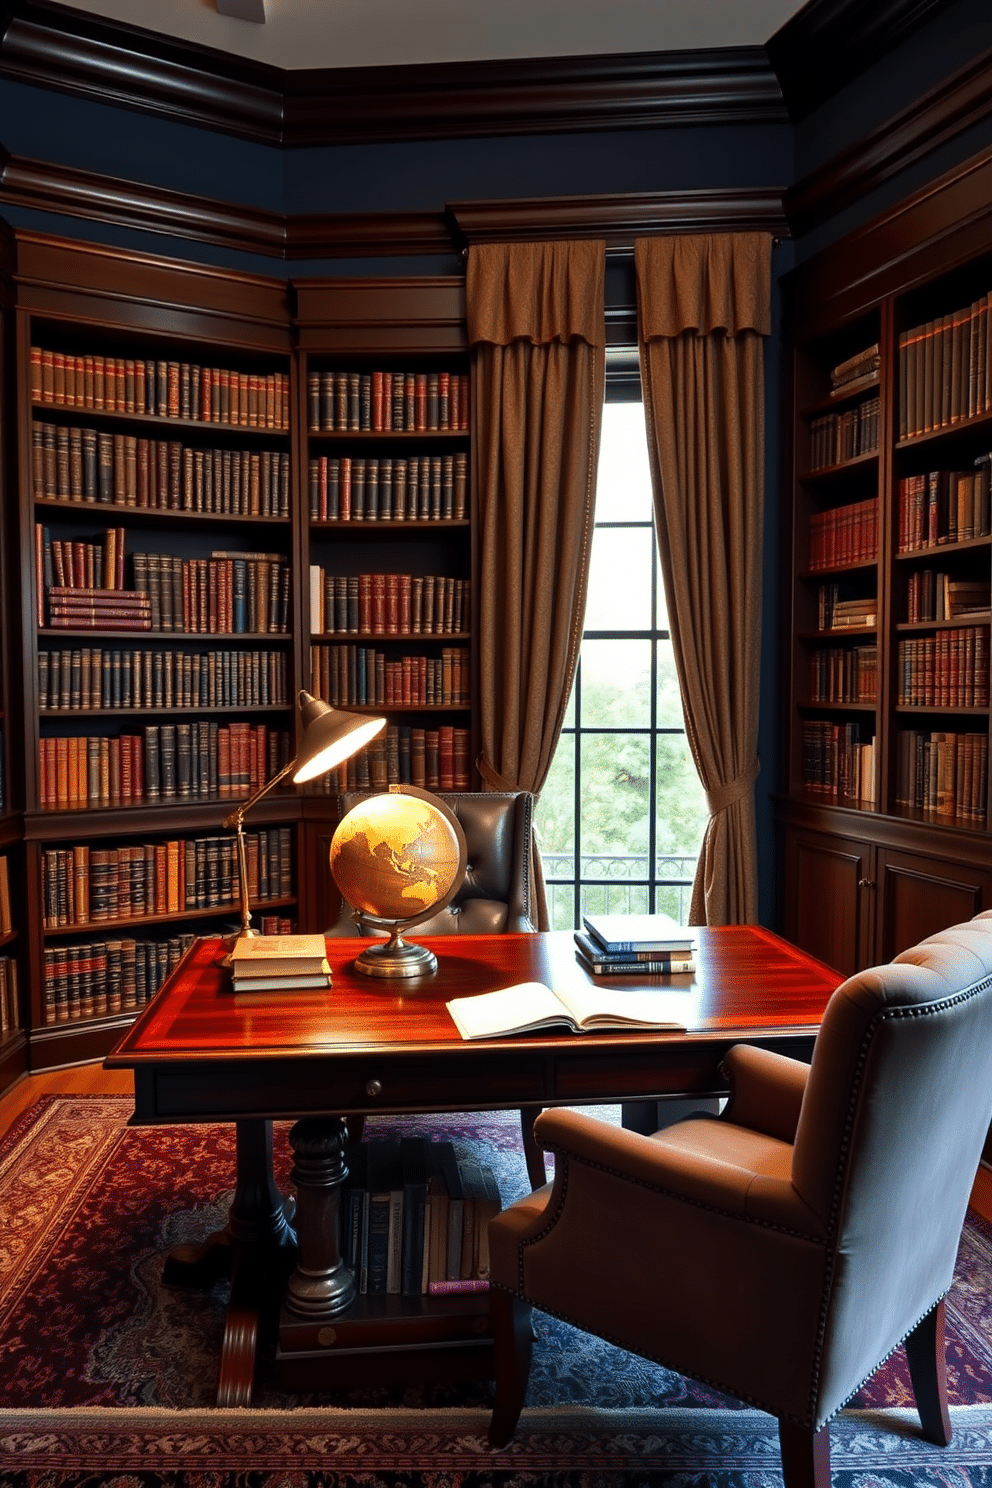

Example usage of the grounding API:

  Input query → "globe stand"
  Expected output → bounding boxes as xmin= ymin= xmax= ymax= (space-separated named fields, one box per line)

xmin=353 ymin=926 xmax=438 ymax=980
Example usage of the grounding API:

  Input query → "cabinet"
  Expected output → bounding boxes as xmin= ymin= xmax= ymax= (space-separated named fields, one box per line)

xmin=781 ymin=201 xmax=992 ymax=970
xmin=13 ymin=233 xmax=300 ymax=1071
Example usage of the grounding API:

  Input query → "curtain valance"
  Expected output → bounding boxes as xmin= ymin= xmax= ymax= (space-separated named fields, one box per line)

xmin=636 ymin=233 xmax=772 ymax=340
xmin=467 ymin=240 xmax=605 ymax=348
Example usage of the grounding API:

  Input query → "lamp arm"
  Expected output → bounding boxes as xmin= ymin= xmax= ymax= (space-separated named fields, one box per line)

xmin=223 ymin=756 xmax=298 ymax=940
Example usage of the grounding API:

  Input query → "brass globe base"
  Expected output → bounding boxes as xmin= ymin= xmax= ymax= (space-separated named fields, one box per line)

xmin=353 ymin=934 xmax=438 ymax=979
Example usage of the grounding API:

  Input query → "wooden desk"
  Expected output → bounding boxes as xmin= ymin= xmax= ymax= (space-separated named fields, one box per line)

xmin=106 ymin=926 xmax=842 ymax=1402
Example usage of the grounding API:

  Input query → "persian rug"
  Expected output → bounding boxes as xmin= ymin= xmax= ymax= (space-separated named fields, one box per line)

xmin=3 ymin=1094 xmax=992 ymax=1486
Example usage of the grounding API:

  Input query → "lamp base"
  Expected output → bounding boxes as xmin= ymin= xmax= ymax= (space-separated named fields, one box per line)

xmin=353 ymin=934 xmax=437 ymax=980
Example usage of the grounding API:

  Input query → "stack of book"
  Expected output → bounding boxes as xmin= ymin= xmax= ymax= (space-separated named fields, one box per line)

xmin=230 ymin=933 xmax=331 ymax=992
xmin=829 ymin=344 xmax=880 ymax=397
xmin=575 ymin=913 xmax=696 ymax=976
xmin=47 ymin=586 xmax=151 ymax=631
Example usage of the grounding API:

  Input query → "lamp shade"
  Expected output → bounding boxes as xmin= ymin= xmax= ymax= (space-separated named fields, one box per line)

xmin=292 ymin=691 xmax=386 ymax=783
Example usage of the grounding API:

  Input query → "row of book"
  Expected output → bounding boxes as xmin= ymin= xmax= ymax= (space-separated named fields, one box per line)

xmin=0 ymin=856 xmax=11 ymax=936
xmin=318 ymin=723 xmax=472 ymax=793
xmin=309 ymin=571 xmax=469 ymax=638
xmin=42 ymin=827 xmax=292 ymax=928
xmin=309 ymin=454 xmax=468 ymax=523
xmin=341 ymin=1139 xmax=500 ymax=1297
xmin=896 ymin=628 xmax=990 ymax=708
xmin=801 ymin=722 xmax=877 ymax=803
xmin=808 ymin=645 xmax=877 ymax=705
xmin=898 ymin=292 xmax=992 ymax=441
xmin=43 ymin=526 xmax=127 ymax=593
xmin=38 ymin=725 xmax=291 ymax=810
xmin=816 ymin=586 xmax=877 ymax=630
xmin=829 ymin=344 xmax=880 ymax=398
xmin=33 ymin=422 xmax=290 ymax=518
xmin=0 ymin=959 xmax=19 ymax=1039
xmin=31 ymin=347 xmax=290 ymax=429
xmin=897 ymin=461 xmax=992 ymax=551
xmin=307 ymin=370 xmax=469 ymax=435
xmin=905 ymin=571 xmax=991 ymax=623
xmin=133 ymin=551 xmax=290 ymax=636
xmin=808 ymin=395 xmax=880 ymax=472
xmin=41 ymin=934 xmax=195 ymax=1026
xmin=895 ymin=729 xmax=989 ymax=822
xmin=808 ymin=498 xmax=879 ymax=572
xmin=309 ymin=644 xmax=470 ymax=709
xmin=39 ymin=646 xmax=289 ymax=713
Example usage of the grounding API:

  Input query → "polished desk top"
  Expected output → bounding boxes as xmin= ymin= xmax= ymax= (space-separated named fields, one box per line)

xmin=106 ymin=927 xmax=843 ymax=1123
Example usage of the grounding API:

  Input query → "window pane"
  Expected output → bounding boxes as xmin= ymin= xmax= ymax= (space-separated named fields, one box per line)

xmin=535 ymin=735 xmax=575 ymax=858
xmin=580 ymin=882 xmax=650 ymax=920
xmin=655 ymin=734 xmax=708 ymax=869
xmin=580 ymin=639 xmax=651 ymax=727
xmin=655 ymin=639 xmax=685 ymax=728
xmin=585 ymin=527 xmax=653 ymax=632
xmin=580 ymin=732 xmax=650 ymax=864
xmin=597 ymin=404 xmax=654 ymax=522
xmin=546 ymin=881 xmax=576 ymax=932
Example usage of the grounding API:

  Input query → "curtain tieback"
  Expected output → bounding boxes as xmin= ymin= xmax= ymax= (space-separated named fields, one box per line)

xmin=477 ymin=756 xmax=518 ymax=793
xmin=705 ymin=758 xmax=759 ymax=816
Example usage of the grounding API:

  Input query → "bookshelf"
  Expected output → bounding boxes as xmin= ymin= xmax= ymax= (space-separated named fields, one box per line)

xmin=292 ymin=279 xmax=474 ymax=928
xmin=781 ymin=207 xmax=992 ymax=979
xmin=12 ymin=234 xmax=300 ymax=1072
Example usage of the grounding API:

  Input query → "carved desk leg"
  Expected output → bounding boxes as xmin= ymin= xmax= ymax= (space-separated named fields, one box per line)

xmin=284 ymin=1116 xmax=356 ymax=1319
xmin=162 ymin=1117 xmax=296 ymax=1407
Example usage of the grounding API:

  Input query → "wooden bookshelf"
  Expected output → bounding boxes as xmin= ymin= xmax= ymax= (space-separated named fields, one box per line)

xmin=780 ymin=172 xmax=992 ymax=980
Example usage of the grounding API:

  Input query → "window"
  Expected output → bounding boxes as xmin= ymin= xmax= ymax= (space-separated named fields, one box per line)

xmin=536 ymin=402 xmax=708 ymax=930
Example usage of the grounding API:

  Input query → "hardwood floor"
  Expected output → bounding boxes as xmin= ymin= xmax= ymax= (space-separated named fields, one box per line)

xmin=5 ymin=1063 xmax=992 ymax=1225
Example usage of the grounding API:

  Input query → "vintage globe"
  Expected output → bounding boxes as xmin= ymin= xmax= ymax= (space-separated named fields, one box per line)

xmin=329 ymin=790 xmax=464 ymax=924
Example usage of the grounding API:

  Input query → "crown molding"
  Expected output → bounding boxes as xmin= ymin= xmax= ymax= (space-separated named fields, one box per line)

xmin=0 ymin=5 xmax=786 ymax=145
xmin=448 ymin=189 xmax=790 ymax=247
xmin=0 ymin=149 xmax=789 ymax=259
xmin=788 ymin=141 xmax=992 ymax=338
xmin=766 ymin=0 xmax=959 ymax=122
xmin=785 ymin=44 xmax=992 ymax=235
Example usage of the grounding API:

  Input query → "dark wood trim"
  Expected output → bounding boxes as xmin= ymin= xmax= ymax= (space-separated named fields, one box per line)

xmin=0 ymin=152 xmax=788 ymax=260
xmin=767 ymin=0 xmax=959 ymax=121
xmin=0 ymin=150 xmax=454 ymax=260
xmin=0 ymin=0 xmax=285 ymax=144
xmin=281 ymin=48 xmax=786 ymax=145
xmin=448 ymin=189 xmax=790 ymax=247
xmin=0 ymin=5 xmax=785 ymax=144
xmin=786 ymin=45 xmax=992 ymax=235
xmin=787 ymin=142 xmax=992 ymax=339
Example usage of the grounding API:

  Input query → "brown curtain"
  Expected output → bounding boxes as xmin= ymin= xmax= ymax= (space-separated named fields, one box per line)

xmin=467 ymin=240 xmax=605 ymax=928
xmin=635 ymin=233 xmax=771 ymax=926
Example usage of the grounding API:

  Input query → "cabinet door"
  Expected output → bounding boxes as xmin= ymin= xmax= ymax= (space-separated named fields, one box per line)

xmin=783 ymin=827 xmax=871 ymax=977
xmin=876 ymin=848 xmax=992 ymax=964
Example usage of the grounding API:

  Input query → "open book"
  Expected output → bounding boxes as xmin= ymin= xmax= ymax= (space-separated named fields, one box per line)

xmin=446 ymin=981 xmax=688 ymax=1040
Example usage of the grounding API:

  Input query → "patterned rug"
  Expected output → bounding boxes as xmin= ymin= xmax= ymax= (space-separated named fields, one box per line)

xmin=3 ymin=1094 xmax=992 ymax=1485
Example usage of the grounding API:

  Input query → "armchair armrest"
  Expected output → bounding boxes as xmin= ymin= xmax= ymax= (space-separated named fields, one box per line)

xmin=720 ymin=1044 xmax=809 ymax=1144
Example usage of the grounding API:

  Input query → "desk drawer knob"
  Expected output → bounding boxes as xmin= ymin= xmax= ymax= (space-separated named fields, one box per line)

xmin=365 ymin=1078 xmax=383 ymax=1099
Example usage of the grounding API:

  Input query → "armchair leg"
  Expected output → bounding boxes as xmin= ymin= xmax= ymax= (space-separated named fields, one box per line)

xmin=778 ymin=1420 xmax=830 ymax=1488
xmin=519 ymin=1106 xmax=546 ymax=1189
xmin=905 ymin=1298 xmax=953 ymax=1446
xmin=488 ymin=1290 xmax=533 ymax=1448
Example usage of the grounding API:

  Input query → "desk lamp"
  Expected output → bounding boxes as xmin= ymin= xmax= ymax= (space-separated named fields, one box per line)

xmin=224 ymin=690 xmax=385 ymax=950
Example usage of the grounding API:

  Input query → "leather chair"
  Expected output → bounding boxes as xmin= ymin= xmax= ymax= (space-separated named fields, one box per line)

xmin=487 ymin=909 xmax=992 ymax=1488
xmin=326 ymin=789 xmax=535 ymax=937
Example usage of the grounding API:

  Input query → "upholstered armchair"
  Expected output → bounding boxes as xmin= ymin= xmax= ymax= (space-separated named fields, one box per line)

xmin=488 ymin=910 xmax=992 ymax=1488
xmin=326 ymin=789 xmax=535 ymax=937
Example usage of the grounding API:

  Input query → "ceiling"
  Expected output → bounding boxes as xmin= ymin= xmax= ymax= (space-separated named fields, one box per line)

xmin=53 ymin=0 xmax=810 ymax=73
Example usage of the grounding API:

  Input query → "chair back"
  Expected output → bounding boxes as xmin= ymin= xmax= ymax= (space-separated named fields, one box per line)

xmin=791 ymin=909 xmax=992 ymax=1421
xmin=327 ymin=789 xmax=535 ymax=936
